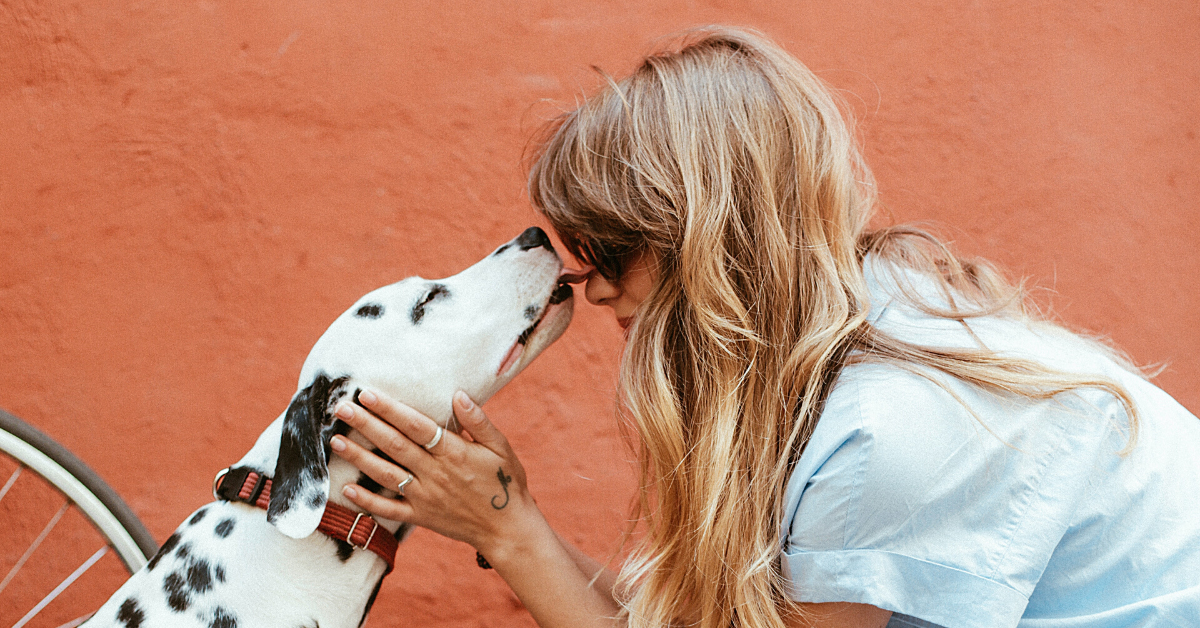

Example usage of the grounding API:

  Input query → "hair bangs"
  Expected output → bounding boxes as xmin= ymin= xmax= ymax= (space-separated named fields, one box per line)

xmin=529 ymin=82 xmax=650 ymax=278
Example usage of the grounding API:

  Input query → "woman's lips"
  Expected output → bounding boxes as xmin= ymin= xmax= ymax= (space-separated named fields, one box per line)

xmin=617 ymin=316 xmax=633 ymax=329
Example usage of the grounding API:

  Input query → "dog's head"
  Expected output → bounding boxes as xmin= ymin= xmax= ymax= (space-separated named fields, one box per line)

xmin=263 ymin=227 xmax=576 ymax=538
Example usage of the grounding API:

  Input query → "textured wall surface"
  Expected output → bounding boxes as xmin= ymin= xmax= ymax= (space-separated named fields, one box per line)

xmin=1 ymin=1 xmax=1197 ymax=626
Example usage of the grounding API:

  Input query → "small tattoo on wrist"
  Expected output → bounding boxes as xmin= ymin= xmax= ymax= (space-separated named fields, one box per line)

xmin=491 ymin=467 xmax=513 ymax=510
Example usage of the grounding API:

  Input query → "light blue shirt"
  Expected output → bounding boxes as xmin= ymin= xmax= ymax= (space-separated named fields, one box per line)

xmin=781 ymin=260 xmax=1200 ymax=628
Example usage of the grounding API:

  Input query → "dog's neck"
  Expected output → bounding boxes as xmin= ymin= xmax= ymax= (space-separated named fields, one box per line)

xmin=230 ymin=412 xmax=405 ymax=537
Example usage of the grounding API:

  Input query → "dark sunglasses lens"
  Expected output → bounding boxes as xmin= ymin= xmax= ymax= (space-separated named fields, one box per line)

xmin=592 ymin=243 xmax=626 ymax=280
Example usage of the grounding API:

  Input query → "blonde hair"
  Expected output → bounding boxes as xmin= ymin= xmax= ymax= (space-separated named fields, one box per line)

xmin=529 ymin=26 xmax=1139 ymax=628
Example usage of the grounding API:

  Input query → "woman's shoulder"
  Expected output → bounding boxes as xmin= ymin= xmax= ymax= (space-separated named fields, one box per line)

xmin=786 ymin=356 xmax=1118 ymax=620
xmin=785 ymin=346 xmax=1137 ymax=549
xmin=782 ymin=360 xmax=979 ymax=542
xmin=797 ymin=359 xmax=994 ymax=498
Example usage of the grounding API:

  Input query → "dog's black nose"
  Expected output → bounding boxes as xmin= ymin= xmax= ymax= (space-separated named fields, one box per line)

xmin=516 ymin=226 xmax=554 ymax=252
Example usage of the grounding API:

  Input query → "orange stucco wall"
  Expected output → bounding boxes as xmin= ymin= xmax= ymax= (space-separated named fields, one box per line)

xmin=2 ymin=2 xmax=1196 ymax=626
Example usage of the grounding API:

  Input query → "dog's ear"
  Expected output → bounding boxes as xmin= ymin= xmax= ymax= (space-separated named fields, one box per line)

xmin=268 ymin=373 xmax=349 ymax=538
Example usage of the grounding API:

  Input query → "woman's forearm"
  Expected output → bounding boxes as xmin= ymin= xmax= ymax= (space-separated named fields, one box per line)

xmin=553 ymin=530 xmax=621 ymax=603
xmin=482 ymin=505 xmax=624 ymax=628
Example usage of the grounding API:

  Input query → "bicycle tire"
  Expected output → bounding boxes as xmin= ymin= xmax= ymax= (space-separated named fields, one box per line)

xmin=0 ymin=408 xmax=157 ymax=573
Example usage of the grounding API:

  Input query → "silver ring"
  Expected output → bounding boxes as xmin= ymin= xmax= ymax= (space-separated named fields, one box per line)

xmin=423 ymin=426 xmax=444 ymax=450
xmin=397 ymin=473 xmax=414 ymax=495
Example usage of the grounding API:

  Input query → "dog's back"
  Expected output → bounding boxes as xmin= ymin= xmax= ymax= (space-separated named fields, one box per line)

xmin=85 ymin=492 xmax=395 ymax=628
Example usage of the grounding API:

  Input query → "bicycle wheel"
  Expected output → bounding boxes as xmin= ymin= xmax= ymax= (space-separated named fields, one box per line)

xmin=0 ymin=408 xmax=158 ymax=628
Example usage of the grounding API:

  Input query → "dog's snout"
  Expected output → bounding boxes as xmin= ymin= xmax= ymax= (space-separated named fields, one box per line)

xmin=516 ymin=226 xmax=554 ymax=252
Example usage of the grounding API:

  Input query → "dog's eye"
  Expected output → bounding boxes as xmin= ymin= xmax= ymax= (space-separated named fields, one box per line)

xmin=410 ymin=284 xmax=449 ymax=324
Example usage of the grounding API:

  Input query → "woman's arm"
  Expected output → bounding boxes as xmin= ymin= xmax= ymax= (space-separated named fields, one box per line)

xmin=553 ymin=529 xmax=621 ymax=599
xmin=330 ymin=389 xmax=623 ymax=627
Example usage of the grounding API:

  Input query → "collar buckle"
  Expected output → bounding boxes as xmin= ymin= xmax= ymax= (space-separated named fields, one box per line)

xmin=347 ymin=512 xmax=378 ymax=551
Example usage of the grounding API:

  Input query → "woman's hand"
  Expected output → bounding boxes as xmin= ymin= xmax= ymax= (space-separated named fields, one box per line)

xmin=332 ymin=389 xmax=624 ymax=627
xmin=329 ymin=389 xmax=538 ymax=561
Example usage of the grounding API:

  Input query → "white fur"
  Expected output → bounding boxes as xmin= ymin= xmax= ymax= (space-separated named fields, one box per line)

xmin=83 ymin=230 xmax=573 ymax=628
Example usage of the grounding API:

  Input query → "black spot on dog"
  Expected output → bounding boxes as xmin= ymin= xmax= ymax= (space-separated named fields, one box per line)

xmin=335 ymin=539 xmax=354 ymax=562
xmin=187 ymin=558 xmax=214 ymax=594
xmin=410 ymin=284 xmax=449 ymax=324
xmin=492 ymin=243 xmax=511 ymax=256
xmin=175 ymin=542 xmax=192 ymax=560
xmin=117 ymin=597 xmax=145 ymax=628
xmin=373 ymin=447 xmax=399 ymax=466
xmin=147 ymin=532 xmax=180 ymax=571
xmin=164 ymin=571 xmax=191 ymax=612
xmin=189 ymin=507 xmax=209 ymax=526
xmin=215 ymin=563 xmax=227 ymax=583
xmin=215 ymin=518 xmax=235 ymax=538
xmin=210 ymin=607 xmax=238 ymax=628
xmin=357 ymin=471 xmax=384 ymax=496
xmin=355 ymin=303 xmax=384 ymax=319
xmin=524 ymin=305 xmax=540 ymax=321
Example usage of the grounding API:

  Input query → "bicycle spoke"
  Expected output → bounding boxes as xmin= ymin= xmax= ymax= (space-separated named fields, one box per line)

xmin=12 ymin=546 xmax=109 ymax=628
xmin=2 ymin=411 xmax=156 ymax=622
xmin=0 ymin=501 xmax=69 ymax=595
xmin=0 ymin=465 xmax=21 ymax=504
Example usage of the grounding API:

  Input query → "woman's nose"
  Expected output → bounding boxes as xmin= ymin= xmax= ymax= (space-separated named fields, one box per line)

xmin=584 ymin=271 xmax=620 ymax=306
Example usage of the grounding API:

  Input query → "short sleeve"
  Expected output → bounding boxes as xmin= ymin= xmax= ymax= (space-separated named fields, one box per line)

xmin=780 ymin=363 xmax=1117 ymax=628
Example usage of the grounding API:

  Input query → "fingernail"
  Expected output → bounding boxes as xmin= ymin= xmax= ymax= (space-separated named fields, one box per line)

xmin=329 ymin=436 xmax=346 ymax=452
xmin=455 ymin=391 xmax=474 ymax=410
xmin=343 ymin=486 xmax=358 ymax=499
xmin=359 ymin=389 xmax=378 ymax=405
xmin=334 ymin=402 xmax=354 ymax=420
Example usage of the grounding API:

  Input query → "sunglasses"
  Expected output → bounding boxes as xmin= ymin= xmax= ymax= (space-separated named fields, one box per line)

xmin=576 ymin=238 xmax=639 ymax=282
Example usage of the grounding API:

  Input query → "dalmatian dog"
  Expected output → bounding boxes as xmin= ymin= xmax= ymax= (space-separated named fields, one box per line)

xmin=82 ymin=227 xmax=577 ymax=628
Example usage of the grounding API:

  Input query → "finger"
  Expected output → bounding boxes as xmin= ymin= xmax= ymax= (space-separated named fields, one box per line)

xmin=421 ymin=424 xmax=447 ymax=453
xmin=341 ymin=484 xmax=416 ymax=523
xmin=452 ymin=391 xmax=511 ymax=456
xmin=333 ymin=401 xmax=426 ymax=471
xmin=356 ymin=388 xmax=444 ymax=451
xmin=329 ymin=433 xmax=417 ymax=493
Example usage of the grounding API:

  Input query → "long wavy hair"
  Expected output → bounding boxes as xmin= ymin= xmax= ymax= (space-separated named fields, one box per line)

xmin=528 ymin=26 xmax=1139 ymax=628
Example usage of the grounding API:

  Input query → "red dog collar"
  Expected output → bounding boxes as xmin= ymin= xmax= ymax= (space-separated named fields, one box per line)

xmin=213 ymin=466 xmax=398 ymax=573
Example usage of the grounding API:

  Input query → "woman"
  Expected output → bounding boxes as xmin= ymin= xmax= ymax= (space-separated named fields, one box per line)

xmin=327 ymin=26 xmax=1200 ymax=628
